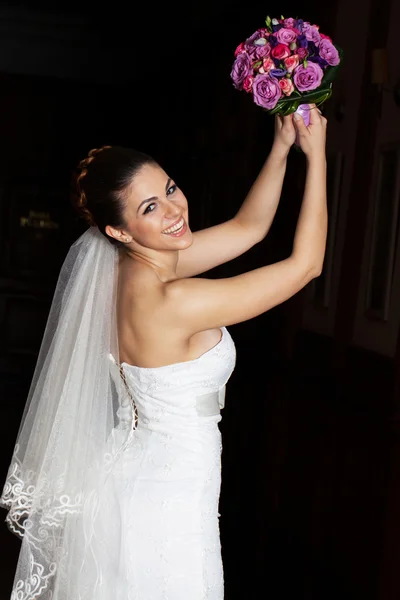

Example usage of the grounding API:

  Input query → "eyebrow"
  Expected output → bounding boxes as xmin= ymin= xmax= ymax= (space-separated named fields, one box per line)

xmin=137 ymin=178 xmax=172 ymax=214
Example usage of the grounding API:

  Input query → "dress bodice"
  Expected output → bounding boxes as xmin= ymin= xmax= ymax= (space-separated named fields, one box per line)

xmin=120 ymin=327 xmax=236 ymax=430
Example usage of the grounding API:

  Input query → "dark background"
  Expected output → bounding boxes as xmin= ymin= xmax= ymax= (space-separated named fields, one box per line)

xmin=1 ymin=0 xmax=400 ymax=598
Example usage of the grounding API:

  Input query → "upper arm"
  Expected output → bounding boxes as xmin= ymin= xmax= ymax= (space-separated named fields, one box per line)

xmin=167 ymin=257 xmax=317 ymax=332
xmin=176 ymin=218 xmax=262 ymax=278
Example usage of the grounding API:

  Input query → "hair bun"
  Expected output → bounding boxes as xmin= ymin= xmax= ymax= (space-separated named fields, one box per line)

xmin=72 ymin=146 xmax=112 ymax=226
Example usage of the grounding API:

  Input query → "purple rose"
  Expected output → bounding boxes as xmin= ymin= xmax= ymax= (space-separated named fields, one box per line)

xmin=295 ymin=19 xmax=304 ymax=32
xmin=245 ymin=30 xmax=268 ymax=57
xmin=302 ymin=22 xmax=311 ymax=33
xmin=293 ymin=61 xmax=324 ymax=92
xmin=276 ymin=28 xmax=297 ymax=45
xmin=284 ymin=18 xmax=296 ymax=28
xmin=305 ymin=26 xmax=321 ymax=46
xmin=254 ymin=42 xmax=271 ymax=59
xmin=231 ymin=52 xmax=252 ymax=90
xmin=319 ymin=39 xmax=340 ymax=66
xmin=252 ymin=74 xmax=282 ymax=109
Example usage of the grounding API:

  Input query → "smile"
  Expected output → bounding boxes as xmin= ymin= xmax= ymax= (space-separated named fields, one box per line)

xmin=162 ymin=217 xmax=186 ymax=236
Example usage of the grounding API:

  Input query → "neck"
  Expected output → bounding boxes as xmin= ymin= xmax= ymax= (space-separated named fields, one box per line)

xmin=121 ymin=246 xmax=179 ymax=282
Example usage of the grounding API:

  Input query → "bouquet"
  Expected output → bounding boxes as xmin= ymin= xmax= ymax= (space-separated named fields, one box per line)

xmin=230 ymin=15 xmax=343 ymax=123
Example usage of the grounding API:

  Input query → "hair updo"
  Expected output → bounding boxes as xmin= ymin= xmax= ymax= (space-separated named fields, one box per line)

xmin=72 ymin=145 xmax=156 ymax=246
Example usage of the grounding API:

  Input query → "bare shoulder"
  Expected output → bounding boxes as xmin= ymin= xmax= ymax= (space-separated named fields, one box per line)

xmin=117 ymin=262 xmax=221 ymax=367
xmin=118 ymin=254 xmax=317 ymax=366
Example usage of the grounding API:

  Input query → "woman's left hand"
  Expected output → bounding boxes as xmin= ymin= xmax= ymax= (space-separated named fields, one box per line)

xmin=273 ymin=114 xmax=296 ymax=153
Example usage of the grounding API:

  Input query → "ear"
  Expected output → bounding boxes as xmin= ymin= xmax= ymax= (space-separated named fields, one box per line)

xmin=105 ymin=225 xmax=128 ymax=243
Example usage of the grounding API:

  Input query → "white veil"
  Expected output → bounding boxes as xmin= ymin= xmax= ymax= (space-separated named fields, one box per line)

xmin=1 ymin=225 xmax=135 ymax=599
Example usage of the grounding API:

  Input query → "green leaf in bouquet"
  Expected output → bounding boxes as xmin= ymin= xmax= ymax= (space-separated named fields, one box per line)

xmin=269 ymin=87 xmax=333 ymax=116
xmin=253 ymin=61 xmax=262 ymax=69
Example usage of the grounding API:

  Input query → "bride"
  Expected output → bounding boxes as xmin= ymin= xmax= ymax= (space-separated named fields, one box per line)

xmin=1 ymin=106 xmax=327 ymax=599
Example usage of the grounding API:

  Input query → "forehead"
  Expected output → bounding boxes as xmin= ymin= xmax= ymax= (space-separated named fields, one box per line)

xmin=128 ymin=163 xmax=169 ymax=200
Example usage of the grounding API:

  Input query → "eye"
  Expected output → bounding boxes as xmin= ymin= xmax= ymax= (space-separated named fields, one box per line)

xmin=144 ymin=202 xmax=156 ymax=215
xmin=167 ymin=184 xmax=177 ymax=196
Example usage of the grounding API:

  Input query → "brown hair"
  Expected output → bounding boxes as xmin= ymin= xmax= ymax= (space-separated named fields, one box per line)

xmin=72 ymin=145 xmax=157 ymax=245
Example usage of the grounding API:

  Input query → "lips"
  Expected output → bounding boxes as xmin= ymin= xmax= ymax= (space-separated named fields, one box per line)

xmin=162 ymin=217 xmax=185 ymax=235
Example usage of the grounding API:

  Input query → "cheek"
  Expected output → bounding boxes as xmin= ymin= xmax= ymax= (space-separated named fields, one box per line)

xmin=178 ymin=192 xmax=189 ymax=210
xmin=129 ymin=215 xmax=162 ymax=240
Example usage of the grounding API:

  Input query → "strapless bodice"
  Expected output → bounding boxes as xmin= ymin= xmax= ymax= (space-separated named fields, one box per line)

xmin=120 ymin=327 xmax=236 ymax=429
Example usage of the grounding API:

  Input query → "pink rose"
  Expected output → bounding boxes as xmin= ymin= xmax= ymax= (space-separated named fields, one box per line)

xmin=279 ymin=78 xmax=295 ymax=96
xmin=297 ymin=47 xmax=309 ymax=60
xmin=284 ymin=54 xmax=300 ymax=73
xmin=276 ymin=28 xmax=297 ymax=45
xmin=243 ymin=76 xmax=254 ymax=92
xmin=271 ymin=43 xmax=291 ymax=60
xmin=284 ymin=18 xmax=296 ymax=28
xmin=293 ymin=61 xmax=324 ymax=92
xmin=234 ymin=42 xmax=246 ymax=57
xmin=319 ymin=39 xmax=340 ymax=65
xmin=320 ymin=33 xmax=332 ymax=42
xmin=262 ymin=57 xmax=275 ymax=72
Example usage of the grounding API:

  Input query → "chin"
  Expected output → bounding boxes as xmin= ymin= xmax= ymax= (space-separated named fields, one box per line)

xmin=165 ymin=230 xmax=193 ymax=250
xmin=180 ymin=231 xmax=193 ymax=249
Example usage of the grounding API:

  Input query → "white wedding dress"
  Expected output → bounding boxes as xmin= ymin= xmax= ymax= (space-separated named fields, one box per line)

xmin=108 ymin=326 xmax=236 ymax=600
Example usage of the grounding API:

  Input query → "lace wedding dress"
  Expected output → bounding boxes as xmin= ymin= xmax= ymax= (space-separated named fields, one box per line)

xmin=108 ymin=326 xmax=236 ymax=600
xmin=1 ymin=227 xmax=236 ymax=600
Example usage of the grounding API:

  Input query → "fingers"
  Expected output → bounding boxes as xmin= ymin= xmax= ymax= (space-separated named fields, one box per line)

xmin=292 ymin=111 xmax=307 ymax=132
xmin=275 ymin=113 xmax=297 ymax=133
xmin=308 ymin=104 xmax=328 ymax=128
xmin=309 ymin=103 xmax=322 ymax=125
xmin=282 ymin=115 xmax=294 ymax=129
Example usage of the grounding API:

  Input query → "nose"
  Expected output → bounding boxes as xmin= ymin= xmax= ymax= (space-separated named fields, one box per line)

xmin=164 ymin=199 xmax=181 ymax=220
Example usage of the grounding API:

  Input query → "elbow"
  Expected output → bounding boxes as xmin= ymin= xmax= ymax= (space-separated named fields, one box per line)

xmin=233 ymin=217 xmax=267 ymax=245
xmin=308 ymin=263 xmax=323 ymax=280
xmin=304 ymin=252 xmax=326 ymax=281
xmin=297 ymin=259 xmax=323 ymax=283
xmin=290 ymin=253 xmax=324 ymax=283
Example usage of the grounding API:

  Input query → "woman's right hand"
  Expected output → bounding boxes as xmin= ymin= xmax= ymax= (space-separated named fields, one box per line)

xmin=292 ymin=104 xmax=327 ymax=158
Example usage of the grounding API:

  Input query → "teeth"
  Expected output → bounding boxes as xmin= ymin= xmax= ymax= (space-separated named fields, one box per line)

xmin=163 ymin=218 xmax=184 ymax=234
